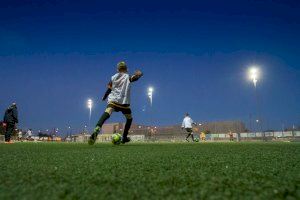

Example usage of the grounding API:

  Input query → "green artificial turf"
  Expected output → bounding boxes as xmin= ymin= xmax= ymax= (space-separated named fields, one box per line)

xmin=0 ymin=142 xmax=299 ymax=199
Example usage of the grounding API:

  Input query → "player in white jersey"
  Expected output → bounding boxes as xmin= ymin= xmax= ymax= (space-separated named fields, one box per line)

xmin=182 ymin=113 xmax=197 ymax=142
xmin=88 ymin=61 xmax=143 ymax=145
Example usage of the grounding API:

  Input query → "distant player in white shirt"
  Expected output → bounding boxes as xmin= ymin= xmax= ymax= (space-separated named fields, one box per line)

xmin=182 ymin=113 xmax=197 ymax=142
xmin=89 ymin=61 xmax=143 ymax=145
xmin=26 ymin=129 xmax=32 ymax=140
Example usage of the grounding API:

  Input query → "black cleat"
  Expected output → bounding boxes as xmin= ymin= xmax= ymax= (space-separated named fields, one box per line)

xmin=121 ymin=136 xmax=131 ymax=144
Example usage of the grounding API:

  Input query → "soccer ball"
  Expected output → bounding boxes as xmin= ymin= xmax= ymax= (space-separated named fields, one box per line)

xmin=112 ymin=133 xmax=122 ymax=145
xmin=194 ymin=138 xmax=200 ymax=142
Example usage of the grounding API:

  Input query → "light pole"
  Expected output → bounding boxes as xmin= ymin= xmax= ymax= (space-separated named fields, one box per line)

xmin=84 ymin=125 xmax=88 ymax=134
xmin=147 ymin=87 xmax=155 ymax=132
xmin=87 ymin=99 xmax=93 ymax=133
xmin=55 ymin=128 xmax=59 ymax=139
xmin=68 ymin=126 xmax=71 ymax=137
xmin=148 ymin=87 xmax=154 ymax=107
xmin=248 ymin=66 xmax=264 ymax=139
xmin=292 ymin=125 xmax=295 ymax=138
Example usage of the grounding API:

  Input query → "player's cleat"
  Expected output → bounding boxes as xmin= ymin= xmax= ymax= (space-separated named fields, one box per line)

xmin=185 ymin=139 xmax=190 ymax=142
xmin=88 ymin=126 xmax=101 ymax=145
xmin=88 ymin=137 xmax=95 ymax=145
xmin=121 ymin=136 xmax=131 ymax=144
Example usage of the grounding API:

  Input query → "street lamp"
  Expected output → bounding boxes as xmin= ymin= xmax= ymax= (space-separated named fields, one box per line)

xmin=87 ymin=99 xmax=93 ymax=119
xmin=248 ymin=66 xmax=263 ymax=139
xmin=55 ymin=128 xmax=58 ymax=136
xmin=87 ymin=99 xmax=93 ymax=132
xmin=68 ymin=126 xmax=71 ymax=137
xmin=249 ymin=67 xmax=259 ymax=88
xmin=148 ymin=87 xmax=154 ymax=106
xmin=84 ymin=125 xmax=88 ymax=134
xmin=292 ymin=125 xmax=296 ymax=137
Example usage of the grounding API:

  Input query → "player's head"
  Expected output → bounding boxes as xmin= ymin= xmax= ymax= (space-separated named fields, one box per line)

xmin=185 ymin=113 xmax=189 ymax=117
xmin=9 ymin=102 xmax=17 ymax=108
xmin=117 ymin=61 xmax=128 ymax=73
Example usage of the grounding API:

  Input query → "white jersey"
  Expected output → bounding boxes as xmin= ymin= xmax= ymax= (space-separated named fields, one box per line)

xmin=108 ymin=73 xmax=131 ymax=105
xmin=27 ymin=130 xmax=32 ymax=137
xmin=182 ymin=116 xmax=194 ymax=128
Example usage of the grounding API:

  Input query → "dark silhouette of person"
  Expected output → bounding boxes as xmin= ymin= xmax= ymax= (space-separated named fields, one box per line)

xmin=3 ymin=103 xmax=18 ymax=143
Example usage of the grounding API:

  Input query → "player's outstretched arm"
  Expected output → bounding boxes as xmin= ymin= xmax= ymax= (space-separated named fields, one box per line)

xmin=130 ymin=70 xmax=143 ymax=82
xmin=102 ymin=81 xmax=112 ymax=101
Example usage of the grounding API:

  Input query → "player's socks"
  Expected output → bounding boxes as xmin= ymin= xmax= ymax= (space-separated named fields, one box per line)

xmin=191 ymin=134 xmax=195 ymax=142
xmin=93 ymin=126 xmax=101 ymax=135
xmin=89 ymin=112 xmax=110 ymax=145
xmin=96 ymin=112 xmax=110 ymax=127
xmin=121 ymin=118 xmax=132 ymax=144
xmin=88 ymin=126 xmax=101 ymax=145
xmin=186 ymin=133 xmax=192 ymax=142
xmin=123 ymin=118 xmax=132 ymax=135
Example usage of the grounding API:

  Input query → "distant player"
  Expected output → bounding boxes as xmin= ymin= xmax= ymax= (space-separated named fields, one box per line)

xmin=26 ymin=129 xmax=33 ymax=141
xmin=88 ymin=61 xmax=143 ymax=145
xmin=182 ymin=113 xmax=197 ymax=142
xmin=200 ymin=132 xmax=206 ymax=141
xmin=17 ymin=129 xmax=23 ymax=141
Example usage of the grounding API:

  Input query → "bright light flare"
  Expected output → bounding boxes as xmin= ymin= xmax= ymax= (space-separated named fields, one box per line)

xmin=148 ymin=87 xmax=154 ymax=93
xmin=87 ymin=99 xmax=93 ymax=109
xmin=87 ymin=99 xmax=93 ymax=130
xmin=248 ymin=67 xmax=260 ymax=87
xmin=249 ymin=68 xmax=258 ymax=79
xmin=147 ymin=87 xmax=154 ymax=106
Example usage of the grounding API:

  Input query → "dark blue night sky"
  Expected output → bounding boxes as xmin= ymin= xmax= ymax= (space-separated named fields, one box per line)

xmin=1 ymin=0 xmax=299 ymax=133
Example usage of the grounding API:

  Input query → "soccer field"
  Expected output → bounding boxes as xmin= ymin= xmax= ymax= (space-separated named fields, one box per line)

xmin=0 ymin=142 xmax=299 ymax=199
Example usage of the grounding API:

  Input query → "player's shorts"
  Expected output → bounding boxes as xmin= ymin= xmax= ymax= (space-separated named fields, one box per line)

xmin=185 ymin=128 xmax=193 ymax=133
xmin=105 ymin=102 xmax=132 ymax=119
